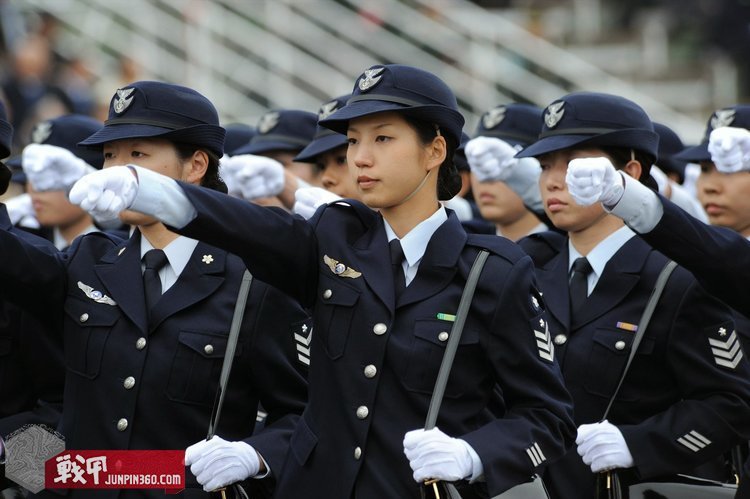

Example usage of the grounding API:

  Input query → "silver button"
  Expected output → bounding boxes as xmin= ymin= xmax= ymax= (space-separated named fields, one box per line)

xmin=354 ymin=447 xmax=362 ymax=460
xmin=438 ymin=331 xmax=449 ymax=342
xmin=323 ymin=289 xmax=333 ymax=299
xmin=123 ymin=376 xmax=135 ymax=390
xmin=554 ymin=334 xmax=567 ymax=346
xmin=363 ymin=365 xmax=377 ymax=378
xmin=615 ymin=340 xmax=626 ymax=351
xmin=373 ymin=323 xmax=387 ymax=336
xmin=116 ymin=418 xmax=128 ymax=431
xmin=356 ymin=406 xmax=369 ymax=419
xmin=79 ymin=313 xmax=89 ymax=323
xmin=135 ymin=337 xmax=147 ymax=350
xmin=204 ymin=344 xmax=214 ymax=355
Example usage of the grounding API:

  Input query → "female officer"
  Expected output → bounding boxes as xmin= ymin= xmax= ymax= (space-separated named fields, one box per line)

xmin=0 ymin=81 xmax=309 ymax=499
xmin=69 ymin=64 xmax=575 ymax=499
xmin=514 ymin=92 xmax=750 ymax=498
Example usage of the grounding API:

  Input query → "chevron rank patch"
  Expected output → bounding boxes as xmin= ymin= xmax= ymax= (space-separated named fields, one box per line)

xmin=526 ymin=442 xmax=546 ymax=467
xmin=677 ymin=430 xmax=711 ymax=452
xmin=293 ymin=320 xmax=313 ymax=366
xmin=532 ymin=317 xmax=554 ymax=362
xmin=708 ymin=325 xmax=743 ymax=370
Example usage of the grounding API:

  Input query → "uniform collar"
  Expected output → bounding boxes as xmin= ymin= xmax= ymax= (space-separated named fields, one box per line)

xmin=383 ymin=205 xmax=448 ymax=267
xmin=568 ymin=225 xmax=635 ymax=278
xmin=140 ymin=234 xmax=199 ymax=276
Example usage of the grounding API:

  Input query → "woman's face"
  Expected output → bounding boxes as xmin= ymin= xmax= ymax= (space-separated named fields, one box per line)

xmin=346 ymin=111 xmax=439 ymax=210
xmin=317 ymin=145 xmax=357 ymax=198
xmin=538 ymin=147 xmax=609 ymax=233
xmin=28 ymin=183 xmax=89 ymax=229
xmin=102 ymin=137 xmax=192 ymax=226
xmin=697 ymin=161 xmax=750 ymax=236
xmin=470 ymin=175 xmax=528 ymax=225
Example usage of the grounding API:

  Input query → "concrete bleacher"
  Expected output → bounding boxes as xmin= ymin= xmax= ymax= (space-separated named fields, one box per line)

xmin=11 ymin=0 xmax=719 ymax=141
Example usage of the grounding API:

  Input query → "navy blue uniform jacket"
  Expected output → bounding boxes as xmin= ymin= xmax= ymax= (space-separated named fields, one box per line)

xmin=519 ymin=231 xmax=750 ymax=499
xmin=170 ymin=182 xmax=576 ymax=499
xmin=0 ymin=225 xmax=308 ymax=499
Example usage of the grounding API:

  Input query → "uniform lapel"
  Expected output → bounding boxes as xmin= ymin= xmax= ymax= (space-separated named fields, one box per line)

xmin=148 ymin=242 xmax=226 ymax=332
xmin=537 ymin=248 xmax=572 ymax=330
xmin=398 ymin=213 xmax=465 ymax=308
xmin=571 ymin=237 xmax=647 ymax=330
xmin=95 ymin=233 xmax=149 ymax=334
xmin=350 ymin=216 xmax=397 ymax=311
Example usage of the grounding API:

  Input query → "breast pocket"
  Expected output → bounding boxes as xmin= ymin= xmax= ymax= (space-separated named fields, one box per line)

xmin=584 ymin=327 xmax=655 ymax=401
xmin=315 ymin=275 xmax=360 ymax=360
xmin=166 ymin=330 xmax=242 ymax=406
xmin=403 ymin=319 xmax=481 ymax=398
xmin=63 ymin=296 xmax=119 ymax=379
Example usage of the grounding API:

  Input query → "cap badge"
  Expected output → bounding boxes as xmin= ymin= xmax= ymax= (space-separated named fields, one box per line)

xmin=31 ymin=121 xmax=52 ymax=144
xmin=544 ymin=101 xmax=565 ymax=129
xmin=258 ymin=112 xmax=280 ymax=134
xmin=358 ymin=67 xmax=385 ymax=92
xmin=318 ymin=100 xmax=339 ymax=120
xmin=482 ymin=106 xmax=507 ymax=129
xmin=113 ymin=88 xmax=135 ymax=114
xmin=711 ymin=109 xmax=736 ymax=130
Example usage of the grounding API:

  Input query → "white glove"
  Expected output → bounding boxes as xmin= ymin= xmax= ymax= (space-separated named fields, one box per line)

xmin=4 ymin=193 xmax=40 ymax=228
xmin=220 ymin=154 xmax=284 ymax=200
xmin=185 ymin=436 xmax=261 ymax=492
xmin=68 ymin=166 xmax=138 ymax=221
xmin=708 ymin=127 xmax=750 ymax=173
xmin=22 ymin=143 xmax=96 ymax=192
xmin=293 ymin=187 xmax=342 ymax=220
xmin=649 ymin=165 xmax=669 ymax=196
xmin=403 ymin=428 xmax=475 ymax=483
xmin=566 ymin=157 xmax=624 ymax=207
xmin=464 ymin=136 xmax=520 ymax=182
xmin=576 ymin=420 xmax=634 ymax=473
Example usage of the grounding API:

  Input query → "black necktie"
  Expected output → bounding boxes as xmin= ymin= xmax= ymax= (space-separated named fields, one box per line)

xmin=569 ymin=257 xmax=592 ymax=314
xmin=389 ymin=239 xmax=406 ymax=298
xmin=143 ymin=249 xmax=168 ymax=314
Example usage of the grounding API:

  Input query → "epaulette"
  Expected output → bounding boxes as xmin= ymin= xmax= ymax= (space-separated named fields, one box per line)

xmin=517 ymin=231 xmax=567 ymax=267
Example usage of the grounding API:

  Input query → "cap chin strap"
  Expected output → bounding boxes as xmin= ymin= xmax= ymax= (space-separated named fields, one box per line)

xmin=399 ymin=169 xmax=432 ymax=206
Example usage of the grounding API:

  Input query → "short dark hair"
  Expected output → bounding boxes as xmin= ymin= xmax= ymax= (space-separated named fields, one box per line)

xmin=600 ymin=146 xmax=657 ymax=191
xmin=173 ymin=142 xmax=227 ymax=193
xmin=402 ymin=115 xmax=460 ymax=200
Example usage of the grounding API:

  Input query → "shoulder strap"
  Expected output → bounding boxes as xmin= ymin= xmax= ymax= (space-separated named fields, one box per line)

xmin=601 ymin=260 xmax=678 ymax=420
xmin=425 ymin=250 xmax=490 ymax=429
xmin=207 ymin=269 xmax=253 ymax=439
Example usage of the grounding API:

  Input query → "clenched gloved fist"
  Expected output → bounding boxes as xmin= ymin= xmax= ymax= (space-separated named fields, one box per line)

xmin=185 ymin=436 xmax=261 ymax=492
xmin=23 ymin=143 xmax=96 ymax=192
xmin=5 ymin=193 xmax=39 ymax=228
xmin=465 ymin=136 xmax=520 ymax=183
xmin=220 ymin=154 xmax=284 ymax=200
xmin=68 ymin=166 xmax=138 ymax=221
xmin=293 ymin=187 xmax=342 ymax=220
xmin=566 ymin=157 xmax=624 ymax=207
xmin=403 ymin=427 xmax=475 ymax=483
xmin=708 ymin=127 xmax=750 ymax=174
xmin=576 ymin=420 xmax=634 ymax=473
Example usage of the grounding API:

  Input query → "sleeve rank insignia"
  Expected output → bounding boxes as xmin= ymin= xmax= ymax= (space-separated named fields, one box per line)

xmin=323 ymin=255 xmax=361 ymax=279
xmin=77 ymin=281 xmax=117 ymax=306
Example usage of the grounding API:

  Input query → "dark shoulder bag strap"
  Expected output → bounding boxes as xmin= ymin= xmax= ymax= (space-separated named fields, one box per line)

xmin=602 ymin=260 xmax=677 ymax=420
xmin=425 ymin=250 xmax=489 ymax=429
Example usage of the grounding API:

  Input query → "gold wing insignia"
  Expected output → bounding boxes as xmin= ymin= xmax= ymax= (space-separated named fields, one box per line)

xmin=323 ymin=255 xmax=361 ymax=279
xmin=77 ymin=281 xmax=117 ymax=306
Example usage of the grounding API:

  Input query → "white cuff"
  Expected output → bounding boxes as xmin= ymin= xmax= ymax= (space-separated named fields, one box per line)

xmin=504 ymin=158 xmax=542 ymax=213
xmin=252 ymin=453 xmax=270 ymax=480
xmin=607 ymin=171 xmax=663 ymax=234
xmin=130 ymin=165 xmax=197 ymax=228
xmin=459 ymin=439 xmax=484 ymax=482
